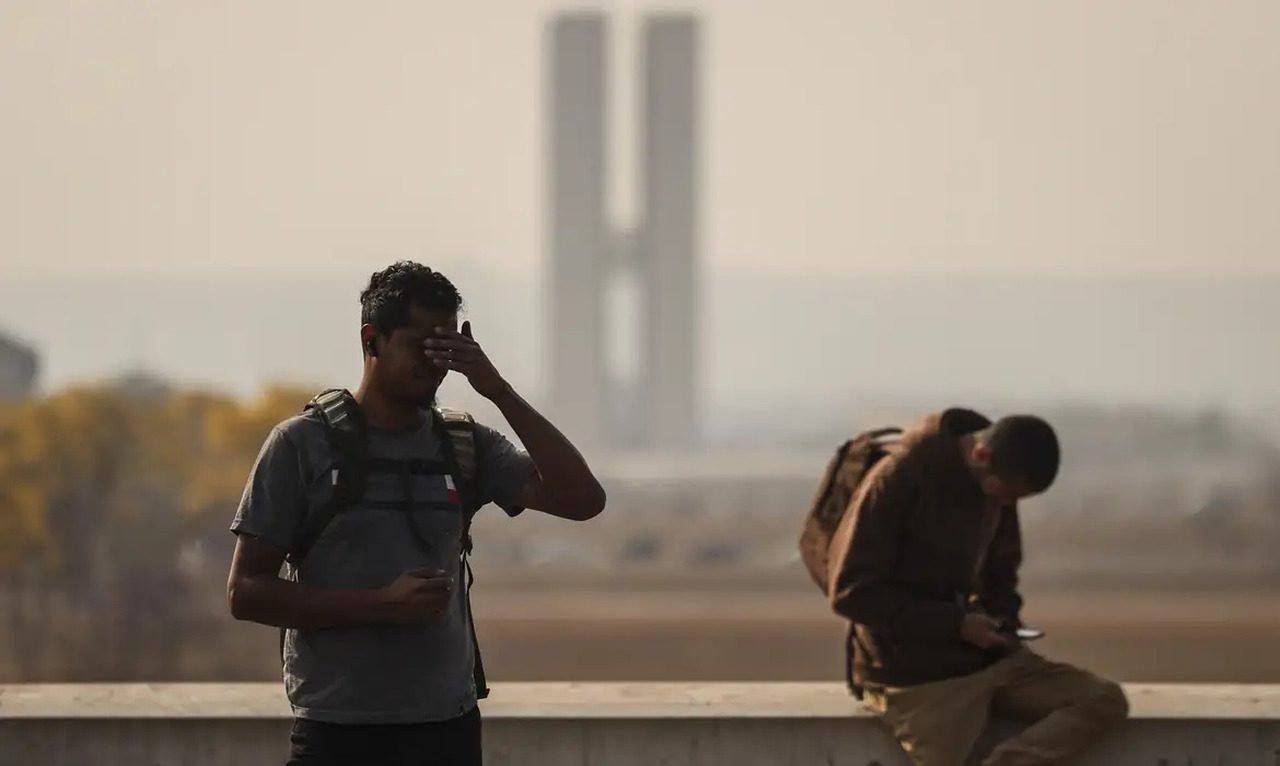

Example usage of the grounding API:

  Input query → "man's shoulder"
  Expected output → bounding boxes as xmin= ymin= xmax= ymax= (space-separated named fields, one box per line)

xmin=901 ymin=408 xmax=990 ymax=443
xmin=895 ymin=408 xmax=988 ymax=458
xmin=866 ymin=444 xmax=917 ymax=488
xmin=272 ymin=411 xmax=328 ymax=448
xmin=937 ymin=407 xmax=991 ymax=436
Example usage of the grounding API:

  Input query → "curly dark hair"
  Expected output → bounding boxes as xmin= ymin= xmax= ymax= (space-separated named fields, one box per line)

xmin=360 ymin=261 xmax=463 ymax=336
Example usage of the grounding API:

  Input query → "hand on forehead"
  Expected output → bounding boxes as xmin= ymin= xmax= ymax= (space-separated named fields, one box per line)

xmin=407 ymin=304 xmax=458 ymax=334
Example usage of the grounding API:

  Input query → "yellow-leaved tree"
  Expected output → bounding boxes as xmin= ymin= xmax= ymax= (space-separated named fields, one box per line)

xmin=0 ymin=383 xmax=312 ymax=680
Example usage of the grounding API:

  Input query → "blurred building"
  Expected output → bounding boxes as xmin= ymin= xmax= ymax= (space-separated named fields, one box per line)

xmin=546 ymin=12 xmax=701 ymax=452
xmin=0 ymin=331 xmax=38 ymax=401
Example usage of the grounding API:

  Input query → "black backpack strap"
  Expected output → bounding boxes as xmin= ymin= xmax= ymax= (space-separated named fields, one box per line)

xmin=288 ymin=389 xmax=369 ymax=566
xmin=280 ymin=389 xmax=368 ymax=662
xmin=845 ymin=622 xmax=862 ymax=700
xmin=432 ymin=407 xmax=489 ymax=700
xmin=462 ymin=556 xmax=488 ymax=699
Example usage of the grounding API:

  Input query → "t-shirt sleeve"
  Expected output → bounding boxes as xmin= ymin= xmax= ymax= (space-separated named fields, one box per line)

xmin=229 ymin=426 xmax=310 ymax=551
xmin=473 ymin=423 xmax=537 ymax=517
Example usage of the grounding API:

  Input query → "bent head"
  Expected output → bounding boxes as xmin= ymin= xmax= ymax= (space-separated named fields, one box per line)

xmin=966 ymin=415 xmax=1060 ymax=503
xmin=359 ymin=262 xmax=462 ymax=407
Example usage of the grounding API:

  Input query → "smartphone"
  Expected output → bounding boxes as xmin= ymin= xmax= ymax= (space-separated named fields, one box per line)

xmin=1014 ymin=627 xmax=1046 ymax=641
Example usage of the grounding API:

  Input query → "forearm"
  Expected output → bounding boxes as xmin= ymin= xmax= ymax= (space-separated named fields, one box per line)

xmin=983 ymin=509 xmax=1024 ymax=624
xmin=489 ymin=382 xmax=605 ymax=517
xmin=228 ymin=574 xmax=389 ymax=629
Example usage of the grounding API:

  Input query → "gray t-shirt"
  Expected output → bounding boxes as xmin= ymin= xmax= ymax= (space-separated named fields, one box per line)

xmin=230 ymin=409 xmax=536 ymax=724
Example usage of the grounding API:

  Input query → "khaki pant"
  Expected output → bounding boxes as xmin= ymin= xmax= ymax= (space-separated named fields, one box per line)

xmin=863 ymin=648 xmax=1129 ymax=766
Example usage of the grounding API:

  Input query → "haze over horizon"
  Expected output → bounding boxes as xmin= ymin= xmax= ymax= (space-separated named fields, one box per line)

xmin=4 ymin=273 xmax=1279 ymax=444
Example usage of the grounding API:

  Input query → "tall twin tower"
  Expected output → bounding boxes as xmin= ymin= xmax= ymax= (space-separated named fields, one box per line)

xmin=546 ymin=13 xmax=701 ymax=452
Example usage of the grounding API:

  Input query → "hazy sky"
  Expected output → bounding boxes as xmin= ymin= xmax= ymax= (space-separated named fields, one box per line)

xmin=3 ymin=1 xmax=1278 ymax=282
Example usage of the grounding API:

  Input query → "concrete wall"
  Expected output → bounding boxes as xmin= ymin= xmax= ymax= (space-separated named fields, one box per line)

xmin=3 ymin=682 xmax=1279 ymax=765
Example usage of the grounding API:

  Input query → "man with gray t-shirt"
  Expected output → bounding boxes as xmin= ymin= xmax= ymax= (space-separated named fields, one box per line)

xmin=227 ymin=262 xmax=607 ymax=766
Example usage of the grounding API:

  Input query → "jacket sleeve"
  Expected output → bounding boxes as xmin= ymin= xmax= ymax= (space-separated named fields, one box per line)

xmin=980 ymin=505 xmax=1024 ymax=626
xmin=827 ymin=459 xmax=966 ymax=640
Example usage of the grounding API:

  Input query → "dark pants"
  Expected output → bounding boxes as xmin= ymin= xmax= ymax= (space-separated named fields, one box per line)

xmin=286 ymin=707 xmax=482 ymax=766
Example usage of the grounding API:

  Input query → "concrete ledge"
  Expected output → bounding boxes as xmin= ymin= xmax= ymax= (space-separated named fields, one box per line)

xmin=5 ymin=681 xmax=1280 ymax=720
xmin=3 ymin=683 xmax=1280 ymax=765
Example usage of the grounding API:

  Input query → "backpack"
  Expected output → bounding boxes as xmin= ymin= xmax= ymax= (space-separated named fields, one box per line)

xmin=283 ymin=388 xmax=492 ymax=699
xmin=798 ymin=426 xmax=901 ymax=696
